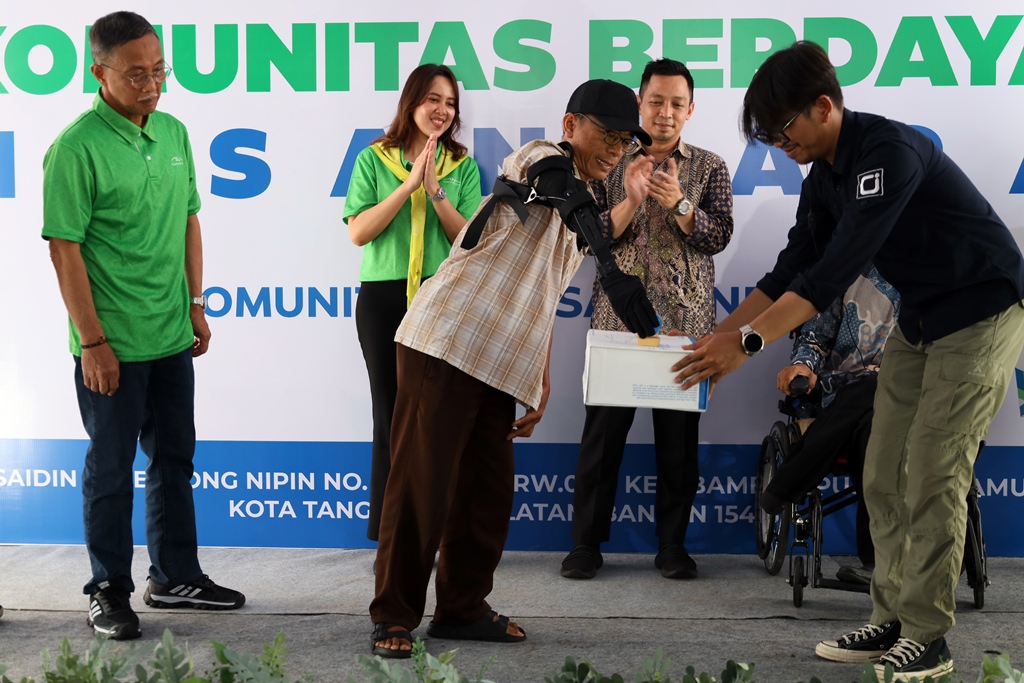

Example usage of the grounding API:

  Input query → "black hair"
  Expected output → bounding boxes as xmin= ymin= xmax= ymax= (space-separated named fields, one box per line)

xmin=741 ymin=41 xmax=844 ymax=143
xmin=639 ymin=58 xmax=694 ymax=101
xmin=89 ymin=11 xmax=157 ymax=64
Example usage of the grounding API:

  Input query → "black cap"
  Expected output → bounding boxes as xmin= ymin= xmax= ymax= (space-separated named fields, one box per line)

xmin=565 ymin=79 xmax=652 ymax=146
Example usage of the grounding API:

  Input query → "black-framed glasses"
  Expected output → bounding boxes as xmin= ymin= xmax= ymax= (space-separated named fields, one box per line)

xmin=99 ymin=63 xmax=172 ymax=90
xmin=578 ymin=114 xmax=634 ymax=150
xmin=753 ymin=109 xmax=803 ymax=146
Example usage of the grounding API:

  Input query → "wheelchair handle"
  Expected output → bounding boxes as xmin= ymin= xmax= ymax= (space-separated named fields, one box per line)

xmin=788 ymin=375 xmax=811 ymax=396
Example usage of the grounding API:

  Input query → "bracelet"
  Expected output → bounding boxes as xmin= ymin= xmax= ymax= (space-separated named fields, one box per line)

xmin=82 ymin=336 xmax=108 ymax=349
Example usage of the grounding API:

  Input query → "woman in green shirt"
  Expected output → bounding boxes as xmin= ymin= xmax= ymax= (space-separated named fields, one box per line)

xmin=343 ymin=64 xmax=482 ymax=542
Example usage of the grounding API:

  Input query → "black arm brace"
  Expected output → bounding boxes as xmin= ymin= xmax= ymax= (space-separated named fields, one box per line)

xmin=460 ymin=143 xmax=658 ymax=337
xmin=460 ymin=143 xmax=618 ymax=277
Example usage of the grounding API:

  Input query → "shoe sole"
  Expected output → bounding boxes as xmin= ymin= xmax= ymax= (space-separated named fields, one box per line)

xmin=874 ymin=659 xmax=954 ymax=682
xmin=661 ymin=567 xmax=698 ymax=579
xmin=87 ymin=616 xmax=141 ymax=641
xmin=144 ymin=592 xmax=245 ymax=610
xmin=815 ymin=641 xmax=887 ymax=663
xmin=560 ymin=568 xmax=596 ymax=579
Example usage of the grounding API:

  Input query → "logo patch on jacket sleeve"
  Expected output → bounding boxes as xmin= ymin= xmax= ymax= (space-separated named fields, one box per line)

xmin=856 ymin=169 xmax=884 ymax=199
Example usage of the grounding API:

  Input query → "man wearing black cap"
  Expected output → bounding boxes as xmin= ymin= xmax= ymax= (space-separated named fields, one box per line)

xmin=561 ymin=59 xmax=734 ymax=582
xmin=368 ymin=79 xmax=657 ymax=658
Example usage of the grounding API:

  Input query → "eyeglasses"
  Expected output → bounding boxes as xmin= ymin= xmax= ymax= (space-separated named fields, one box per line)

xmin=99 ymin=63 xmax=172 ymax=90
xmin=578 ymin=114 xmax=634 ymax=150
xmin=753 ymin=109 xmax=803 ymax=146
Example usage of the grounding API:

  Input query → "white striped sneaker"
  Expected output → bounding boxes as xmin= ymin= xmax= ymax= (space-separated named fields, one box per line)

xmin=142 ymin=574 xmax=245 ymax=610
xmin=87 ymin=585 xmax=141 ymax=639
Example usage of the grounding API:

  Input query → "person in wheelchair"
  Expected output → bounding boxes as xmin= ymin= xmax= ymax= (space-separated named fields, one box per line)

xmin=760 ymin=263 xmax=900 ymax=584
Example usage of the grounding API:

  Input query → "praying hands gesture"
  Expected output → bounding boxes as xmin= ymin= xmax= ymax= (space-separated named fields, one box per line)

xmin=402 ymin=133 xmax=439 ymax=197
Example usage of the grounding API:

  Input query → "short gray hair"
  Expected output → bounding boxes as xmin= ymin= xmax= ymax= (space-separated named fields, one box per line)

xmin=89 ymin=11 xmax=156 ymax=64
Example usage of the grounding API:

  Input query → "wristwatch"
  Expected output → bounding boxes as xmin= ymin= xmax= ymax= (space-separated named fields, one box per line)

xmin=190 ymin=295 xmax=206 ymax=309
xmin=739 ymin=324 xmax=765 ymax=356
xmin=673 ymin=197 xmax=691 ymax=216
xmin=428 ymin=186 xmax=447 ymax=202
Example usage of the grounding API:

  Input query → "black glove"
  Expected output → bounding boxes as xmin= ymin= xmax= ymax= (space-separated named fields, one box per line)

xmin=599 ymin=268 xmax=659 ymax=338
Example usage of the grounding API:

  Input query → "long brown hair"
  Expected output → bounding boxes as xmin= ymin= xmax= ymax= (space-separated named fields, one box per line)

xmin=374 ymin=64 xmax=467 ymax=161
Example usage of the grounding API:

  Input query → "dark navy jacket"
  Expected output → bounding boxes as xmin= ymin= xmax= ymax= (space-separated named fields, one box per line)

xmin=757 ymin=109 xmax=1024 ymax=344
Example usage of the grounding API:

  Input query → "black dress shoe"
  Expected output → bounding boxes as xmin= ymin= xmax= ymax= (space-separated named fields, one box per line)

xmin=655 ymin=544 xmax=697 ymax=579
xmin=560 ymin=544 xmax=603 ymax=579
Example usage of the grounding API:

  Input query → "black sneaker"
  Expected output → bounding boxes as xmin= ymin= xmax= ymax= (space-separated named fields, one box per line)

xmin=815 ymin=621 xmax=901 ymax=662
xmin=560 ymin=545 xmax=603 ymax=579
xmin=87 ymin=585 xmax=141 ymax=640
xmin=143 ymin=575 xmax=245 ymax=610
xmin=655 ymin=544 xmax=698 ymax=579
xmin=874 ymin=636 xmax=954 ymax=682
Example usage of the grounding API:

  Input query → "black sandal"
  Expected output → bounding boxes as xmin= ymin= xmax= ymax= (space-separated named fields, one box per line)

xmin=426 ymin=610 xmax=526 ymax=642
xmin=371 ymin=622 xmax=414 ymax=659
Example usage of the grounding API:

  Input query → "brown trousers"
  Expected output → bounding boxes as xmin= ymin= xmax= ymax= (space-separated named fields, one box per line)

xmin=369 ymin=344 xmax=516 ymax=629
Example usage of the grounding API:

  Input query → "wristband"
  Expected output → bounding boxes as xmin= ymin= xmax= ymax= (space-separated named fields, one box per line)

xmin=82 ymin=336 xmax=108 ymax=350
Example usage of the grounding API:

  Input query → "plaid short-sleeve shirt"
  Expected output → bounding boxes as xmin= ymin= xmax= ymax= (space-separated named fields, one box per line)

xmin=395 ymin=140 xmax=587 ymax=409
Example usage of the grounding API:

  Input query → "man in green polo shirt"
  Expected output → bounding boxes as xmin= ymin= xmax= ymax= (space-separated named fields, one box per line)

xmin=42 ymin=11 xmax=244 ymax=641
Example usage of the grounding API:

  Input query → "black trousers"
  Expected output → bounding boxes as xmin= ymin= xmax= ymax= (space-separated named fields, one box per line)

xmin=766 ymin=374 xmax=877 ymax=565
xmin=355 ymin=279 xmax=408 ymax=541
xmin=571 ymin=405 xmax=701 ymax=547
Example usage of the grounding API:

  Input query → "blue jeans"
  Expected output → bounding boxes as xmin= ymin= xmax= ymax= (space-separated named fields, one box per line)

xmin=74 ymin=346 xmax=202 ymax=595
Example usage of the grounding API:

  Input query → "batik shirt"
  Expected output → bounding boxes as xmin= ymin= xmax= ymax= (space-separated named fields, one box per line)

xmin=589 ymin=139 xmax=734 ymax=337
xmin=790 ymin=264 xmax=901 ymax=416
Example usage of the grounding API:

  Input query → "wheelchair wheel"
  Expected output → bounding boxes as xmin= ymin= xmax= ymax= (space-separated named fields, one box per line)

xmin=754 ymin=435 xmax=772 ymax=559
xmin=755 ymin=423 xmax=791 ymax=575
xmin=764 ymin=506 xmax=791 ymax=576
xmin=965 ymin=489 xmax=987 ymax=609
xmin=810 ymin=492 xmax=823 ymax=588
xmin=792 ymin=555 xmax=805 ymax=608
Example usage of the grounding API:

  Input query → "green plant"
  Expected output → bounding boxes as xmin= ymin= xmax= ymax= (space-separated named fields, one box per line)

xmin=4 ymin=632 xmax=1024 ymax=683
xmin=543 ymin=649 xmax=753 ymax=683
xmin=348 ymin=638 xmax=494 ymax=683
xmin=0 ymin=629 xmax=303 ymax=683
xmin=980 ymin=654 xmax=1024 ymax=683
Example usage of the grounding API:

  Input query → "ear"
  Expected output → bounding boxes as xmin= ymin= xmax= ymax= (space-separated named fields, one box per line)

xmin=90 ymin=63 xmax=106 ymax=86
xmin=636 ymin=93 xmax=642 ymax=107
xmin=816 ymin=95 xmax=834 ymax=122
xmin=562 ymin=112 xmax=577 ymax=139
xmin=686 ymin=101 xmax=695 ymax=120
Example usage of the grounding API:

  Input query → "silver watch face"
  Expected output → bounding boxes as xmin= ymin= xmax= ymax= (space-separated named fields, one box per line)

xmin=740 ymin=325 xmax=764 ymax=355
xmin=431 ymin=186 xmax=447 ymax=202
xmin=674 ymin=198 xmax=691 ymax=216
xmin=191 ymin=295 xmax=206 ymax=308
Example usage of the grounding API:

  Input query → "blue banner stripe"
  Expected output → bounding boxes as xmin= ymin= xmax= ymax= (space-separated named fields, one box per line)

xmin=2 ymin=439 xmax=1023 ymax=556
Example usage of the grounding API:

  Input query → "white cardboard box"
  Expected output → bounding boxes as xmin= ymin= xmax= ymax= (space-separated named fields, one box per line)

xmin=582 ymin=330 xmax=709 ymax=412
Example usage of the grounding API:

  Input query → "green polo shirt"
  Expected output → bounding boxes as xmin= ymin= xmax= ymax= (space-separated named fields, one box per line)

xmin=42 ymin=91 xmax=199 ymax=362
xmin=343 ymin=144 xmax=482 ymax=282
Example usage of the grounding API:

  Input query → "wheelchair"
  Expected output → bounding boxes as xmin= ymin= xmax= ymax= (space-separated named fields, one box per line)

xmin=754 ymin=376 xmax=989 ymax=608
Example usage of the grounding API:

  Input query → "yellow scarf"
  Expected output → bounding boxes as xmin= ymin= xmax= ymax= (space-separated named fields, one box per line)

xmin=370 ymin=143 xmax=466 ymax=307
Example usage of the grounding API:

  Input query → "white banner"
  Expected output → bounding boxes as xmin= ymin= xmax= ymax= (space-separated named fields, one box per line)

xmin=2 ymin=1 xmax=1023 ymax=552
